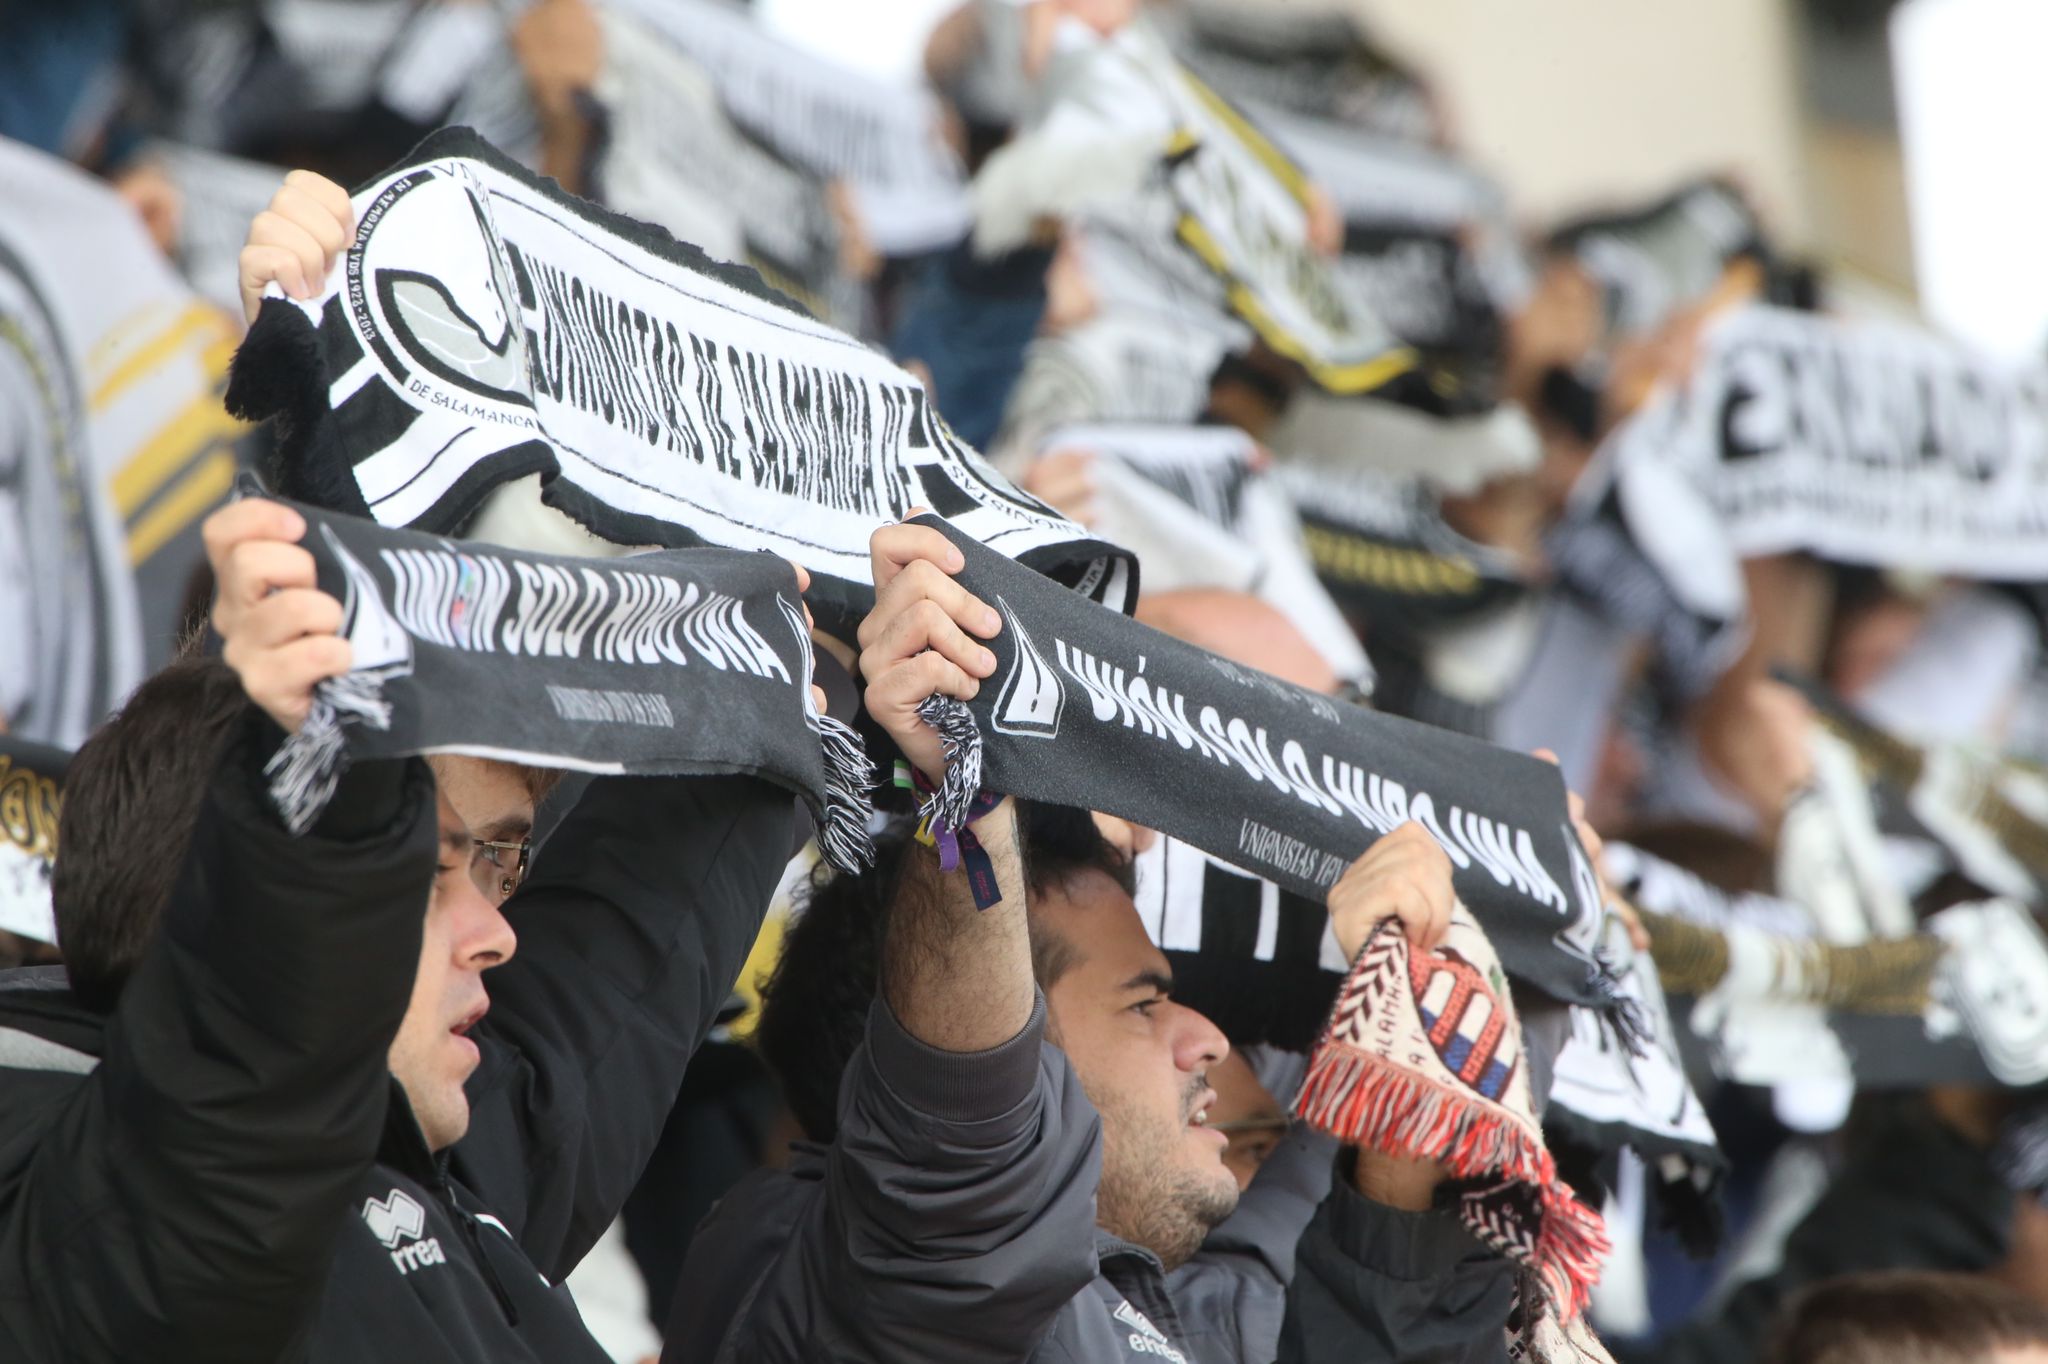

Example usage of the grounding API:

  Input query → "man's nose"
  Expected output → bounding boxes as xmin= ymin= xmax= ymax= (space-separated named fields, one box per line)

xmin=456 ymin=881 xmax=518 ymax=969
xmin=1170 ymin=1001 xmax=1229 ymax=1071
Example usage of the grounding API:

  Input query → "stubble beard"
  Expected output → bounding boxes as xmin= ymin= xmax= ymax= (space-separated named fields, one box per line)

xmin=1089 ymin=1076 xmax=1240 ymax=1271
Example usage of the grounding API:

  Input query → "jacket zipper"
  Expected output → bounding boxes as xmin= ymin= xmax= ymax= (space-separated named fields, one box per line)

xmin=433 ymin=1155 xmax=522 ymax=1327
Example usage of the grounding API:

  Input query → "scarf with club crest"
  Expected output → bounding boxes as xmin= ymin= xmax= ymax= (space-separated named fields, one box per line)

xmin=1296 ymin=903 xmax=1614 ymax=1363
xmin=223 ymin=127 xmax=1129 ymax=639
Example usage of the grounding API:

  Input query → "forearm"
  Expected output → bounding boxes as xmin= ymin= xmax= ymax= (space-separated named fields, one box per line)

xmin=881 ymin=796 xmax=1033 ymax=1052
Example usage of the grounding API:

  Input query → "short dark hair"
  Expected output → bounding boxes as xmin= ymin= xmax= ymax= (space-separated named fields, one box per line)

xmin=52 ymin=653 xmax=249 ymax=1012
xmin=755 ymin=801 xmax=1133 ymax=1143
xmin=1762 ymin=1271 xmax=2048 ymax=1364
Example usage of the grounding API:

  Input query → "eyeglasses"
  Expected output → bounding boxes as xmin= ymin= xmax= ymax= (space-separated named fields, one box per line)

xmin=470 ymin=838 xmax=531 ymax=904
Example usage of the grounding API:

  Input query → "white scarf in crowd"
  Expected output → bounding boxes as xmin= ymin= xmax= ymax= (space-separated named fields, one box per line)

xmin=226 ymin=129 xmax=1129 ymax=629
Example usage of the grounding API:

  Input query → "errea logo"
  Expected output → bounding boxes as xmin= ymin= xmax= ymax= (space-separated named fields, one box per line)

xmin=363 ymin=1189 xmax=447 ymax=1276
xmin=1112 ymin=1300 xmax=1187 ymax=1363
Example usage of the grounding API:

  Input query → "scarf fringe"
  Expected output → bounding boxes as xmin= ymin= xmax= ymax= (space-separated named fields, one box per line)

xmin=1588 ymin=947 xmax=1653 ymax=1058
xmin=264 ymin=672 xmax=394 ymax=835
xmin=1294 ymin=938 xmax=1612 ymax=1325
xmin=914 ymin=693 xmax=984 ymax=834
xmin=1295 ymin=1044 xmax=1554 ymax=1190
xmin=813 ymin=713 xmax=877 ymax=873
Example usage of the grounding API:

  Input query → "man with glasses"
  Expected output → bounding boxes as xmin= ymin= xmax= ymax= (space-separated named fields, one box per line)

xmin=0 ymin=492 xmax=806 ymax=1362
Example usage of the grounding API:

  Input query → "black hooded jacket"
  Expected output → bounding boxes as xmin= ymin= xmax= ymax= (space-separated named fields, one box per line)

xmin=0 ymin=718 xmax=793 ymax=1362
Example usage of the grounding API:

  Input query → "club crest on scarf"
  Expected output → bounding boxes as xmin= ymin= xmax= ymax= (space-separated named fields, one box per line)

xmin=1295 ymin=903 xmax=1610 ymax=1359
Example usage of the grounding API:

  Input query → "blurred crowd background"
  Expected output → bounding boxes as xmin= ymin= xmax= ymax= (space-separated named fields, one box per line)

xmin=6 ymin=1 xmax=2048 ymax=1360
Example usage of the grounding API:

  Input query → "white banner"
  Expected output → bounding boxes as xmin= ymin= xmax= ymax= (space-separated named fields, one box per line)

xmin=1605 ymin=305 xmax=2048 ymax=576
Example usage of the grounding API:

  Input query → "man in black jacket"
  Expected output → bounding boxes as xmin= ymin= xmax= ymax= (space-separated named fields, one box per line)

xmin=665 ymin=517 xmax=1518 ymax=1363
xmin=0 ymin=491 xmax=798 ymax=1360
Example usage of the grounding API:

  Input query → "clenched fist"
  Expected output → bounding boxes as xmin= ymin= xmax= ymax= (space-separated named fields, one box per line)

xmin=1327 ymin=821 xmax=1454 ymax=961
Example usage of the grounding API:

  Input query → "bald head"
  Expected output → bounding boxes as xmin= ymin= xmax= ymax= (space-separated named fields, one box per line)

xmin=1135 ymin=589 xmax=1338 ymax=695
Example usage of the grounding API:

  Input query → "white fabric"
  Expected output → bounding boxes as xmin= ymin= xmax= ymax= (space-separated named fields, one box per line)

xmin=562 ymin=1218 xmax=662 ymax=1363
xmin=606 ymin=0 xmax=966 ymax=257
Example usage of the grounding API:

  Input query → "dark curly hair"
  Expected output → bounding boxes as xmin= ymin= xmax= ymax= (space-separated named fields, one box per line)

xmin=754 ymin=801 xmax=1133 ymax=1143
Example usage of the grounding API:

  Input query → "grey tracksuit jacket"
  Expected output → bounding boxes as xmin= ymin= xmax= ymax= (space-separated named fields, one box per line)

xmin=664 ymin=993 xmax=1515 ymax=1363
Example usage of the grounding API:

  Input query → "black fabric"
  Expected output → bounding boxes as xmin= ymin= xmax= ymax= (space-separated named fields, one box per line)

xmin=0 ymin=721 xmax=794 ymax=1361
xmin=0 ymin=727 xmax=439 ymax=1361
xmin=915 ymin=513 xmax=1617 ymax=1009
xmin=258 ymin=491 xmax=871 ymax=873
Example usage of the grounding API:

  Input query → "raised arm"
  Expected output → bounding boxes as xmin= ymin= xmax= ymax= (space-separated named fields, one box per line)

xmin=694 ymin=518 xmax=1100 ymax=1363
xmin=1277 ymin=821 xmax=1518 ymax=1363
xmin=6 ymin=499 xmax=439 ymax=1363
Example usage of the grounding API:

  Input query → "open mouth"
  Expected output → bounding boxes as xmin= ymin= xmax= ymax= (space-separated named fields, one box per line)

xmin=450 ymin=1002 xmax=489 ymax=1038
xmin=1186 ymin=1087 xmax=1219 ymax=1129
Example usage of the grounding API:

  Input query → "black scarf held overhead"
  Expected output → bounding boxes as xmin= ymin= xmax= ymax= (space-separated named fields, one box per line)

xmin=262 ymin=490 xmax=872 ymax=871
xmin=909 ymin=514 xmax=1623 ymax=1011
xmin=223 ymin=127 xmax=1128 ymax=636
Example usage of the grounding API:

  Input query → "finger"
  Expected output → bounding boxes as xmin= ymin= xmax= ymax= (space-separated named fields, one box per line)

xmin=247 ymin=211 xmax=329 ymax=296
xmin=783 ymin=558 xmax=812 ymax=595
xmin=202 ymin=498 xmax=307 ymax=567
xmin=867 ymin=598 xmax=997 ymax=679
xmin=811 ymin=683 xmax=829 ymax=715
xmin=269 ymin=181 xmax=350 ymax=260
xmin=861 ymin=557 xmax=999 ymax=650
xmin=868 ymin=520 xmax=963 ymax=594
xmin=218 ymin=541 xmax=319 ymax=609
xmin=235 ymin=588 xmax=344 ymax=651
xmin=282 ymin=169 xmax=355 ymax=246
xmin=866 ymin=649 xmax=979 ymax=713
xmin=234 ymin=634 xmax=355 ymax=721
xmin=238 ymin=245 xmax=309 ymax=321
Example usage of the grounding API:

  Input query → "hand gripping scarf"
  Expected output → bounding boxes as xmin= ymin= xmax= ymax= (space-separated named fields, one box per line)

xmin=1295 ymin=904 xmax=1614 ymax=1363
xmin=256 ymin=488 xmax=873 ymax=871
xmin=223 ymin=127 xmax=1128 ymax=637
xmin=909 ymin=514 xmax=1632 ymax=1014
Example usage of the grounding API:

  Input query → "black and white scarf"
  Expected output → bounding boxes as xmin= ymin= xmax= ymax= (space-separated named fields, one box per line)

xmin=912 ymin=514 xmax=1624 ymax=1011
xmin=1600 ymin=305 xmax=2048 ymax=578
xmin=0 ymin=737 xmax=66 ymax=946
xmin=1546 ymin=458 xmax=1749 ymax=705
xmin=1613 ymin=842 xmax=2048 ymax=1091
xmin=224 ymin=128 xmax=1129 ymax=634
xmin=1164 ymin=0 xmax=1437 ymax=144
xmin=588 ymin=7 xmax=858 ymax=331
xmin=1254 ymin=101 xmax=1525 ymax=406
xmin=1549 ymin=179 xmax=1764 ymax=343
xmin=605 ymin=0 xmax=969 ymax=257
xmin=973 ymin=19 xmax=1413 ymax=398
xmin=261 ymin=490 xmax=873 ymax=870
xmin=1272 ymin=456 xmax=1528 ymax=634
